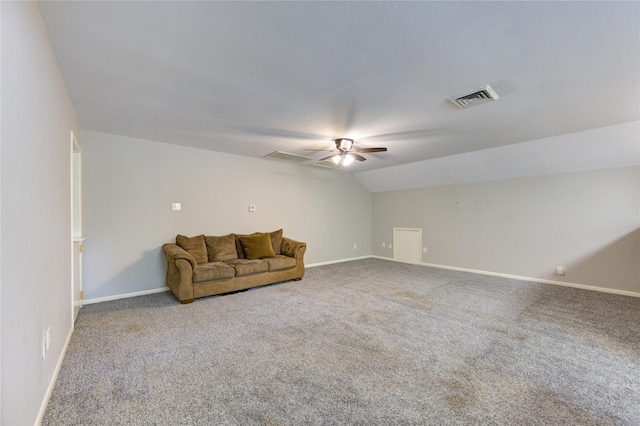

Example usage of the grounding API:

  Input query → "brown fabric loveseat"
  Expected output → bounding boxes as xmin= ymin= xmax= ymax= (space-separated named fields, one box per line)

xmin=162 ymin=229 xmax=306 ymax=303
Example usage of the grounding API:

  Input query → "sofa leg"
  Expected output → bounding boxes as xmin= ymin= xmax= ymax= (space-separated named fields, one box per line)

xmin=181 ymin=299 xmax=194 ymax=304
xmin=294 ymin=278 xmax=302 ymax=281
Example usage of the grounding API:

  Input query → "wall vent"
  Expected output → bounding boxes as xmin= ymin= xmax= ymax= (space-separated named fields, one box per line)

xmin=264 ymin=151 xmax=314 ymax=163
xmin=449 ymin=85 xmax=499 ymax=109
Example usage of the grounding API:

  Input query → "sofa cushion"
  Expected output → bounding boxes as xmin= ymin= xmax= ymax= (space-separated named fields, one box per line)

xmin=176 ymin=234 xmax=208 ymax=264
xmin=192 ymin=262 xmax=235 ymax=283
xmin=224 ymin=259 xmax=269 ymax=276
xmin=238 ymin=233 xmax=276 ymax=260
xmin=234 ymin=232 xmax=257 ymax=259
xmin=264 ymin=255 xmax=297 ymax=272
xmin=205 ymin=234 xmax=238 ymax=262
xmin=269 ymin=229 xmax=283 ymax=255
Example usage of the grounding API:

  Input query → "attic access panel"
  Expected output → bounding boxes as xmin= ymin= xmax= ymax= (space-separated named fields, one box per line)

xmin=264 ymin=151 xmax=314 ymax=163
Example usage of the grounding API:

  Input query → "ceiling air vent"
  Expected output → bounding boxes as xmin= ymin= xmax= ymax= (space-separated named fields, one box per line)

xmin=449 ymin=85 xmax=499 ymax=109
xmin=264 ymin=151 xmax=314 ymax=163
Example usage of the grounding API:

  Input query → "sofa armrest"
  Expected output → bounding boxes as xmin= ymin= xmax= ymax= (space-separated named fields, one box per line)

xmin=281 ymin=237 xmax=306 ymax=259
xmin=162 ymin=243 xmax=196 ymax=303
xmin=163 ymin=243 xmax=197 ymax=269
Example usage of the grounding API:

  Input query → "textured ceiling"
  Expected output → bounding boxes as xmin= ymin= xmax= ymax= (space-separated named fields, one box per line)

xmin=38 ymin=1 xmax=639 ymax=173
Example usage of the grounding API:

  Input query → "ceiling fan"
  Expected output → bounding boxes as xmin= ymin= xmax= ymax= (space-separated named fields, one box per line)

xmin=308 ymin=138 xmax=388 ymax=167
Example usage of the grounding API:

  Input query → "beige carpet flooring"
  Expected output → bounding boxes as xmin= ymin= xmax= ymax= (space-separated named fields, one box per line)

xmin=43 ymin=259 xmax=640 ymax=425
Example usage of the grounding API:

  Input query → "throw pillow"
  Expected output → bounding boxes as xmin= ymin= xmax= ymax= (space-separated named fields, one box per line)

xmin=234 ymin=232 xmax=260 ymax=259
xmin=234 ymin=233 xmax=252 ymax=259
xmin=269 ymin=229 xmax=283 ymax=255
xmin=238 ymin=232 xmax=276 ymax=260
xmin=175 ymin=234 xmax=208 ymax=264
xmin=205 ymin=234 xmax=238 ymax=262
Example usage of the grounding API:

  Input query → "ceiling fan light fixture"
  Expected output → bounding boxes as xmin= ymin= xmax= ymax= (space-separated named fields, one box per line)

xmin=335 ymin=138 xmax=354 ymax=151
xmin=316 ymin=138 xmax=387 ymax=170
xmin=342 ymin=153 xmax=354 ymax=166
xmin=331 ymin=152 xmax=355 ymax=166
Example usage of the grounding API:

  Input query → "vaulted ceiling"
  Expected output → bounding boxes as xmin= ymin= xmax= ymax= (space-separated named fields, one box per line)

xmin=39 ymin=1 xmax=639 ymax=173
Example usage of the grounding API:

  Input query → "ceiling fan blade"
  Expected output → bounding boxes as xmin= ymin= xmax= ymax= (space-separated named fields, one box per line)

xmin=319 ymin=154 xmax=339 ymax=162
xmin=303 ymin=148 xmax=335 ymax=152
xmin=351 ymin=153 xmax=367 ymax=162
xmin=356 ymin=147 xmax=387 ymax=153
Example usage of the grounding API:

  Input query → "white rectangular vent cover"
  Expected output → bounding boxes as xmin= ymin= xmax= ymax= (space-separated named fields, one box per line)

xmin=264 ymin=151 xmax=313 ymax=163
xmin=450 ymin=85 xmax=499 ymax=109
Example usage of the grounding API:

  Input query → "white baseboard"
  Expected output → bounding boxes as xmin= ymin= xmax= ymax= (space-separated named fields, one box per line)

xmin=371 ymin=255 xmax=393 ymax=262
xmin=420 ymin=261 xmax=640 ymax=298
xmin=306 ymin=255 xmax=372 ymax=268
xmin=83 ymin=287 xmax=170 ymax=305
xmin=36 ymin=325 xmax=74 ymax=425
xmin=371 ymin=255 xmax=640 ymax=298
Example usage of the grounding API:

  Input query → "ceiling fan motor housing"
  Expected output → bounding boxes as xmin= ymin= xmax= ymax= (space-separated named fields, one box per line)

xmin=335 ymin=138 xmax=354 ymax=151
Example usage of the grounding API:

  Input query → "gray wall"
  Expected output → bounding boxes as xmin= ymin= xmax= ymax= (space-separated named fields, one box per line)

xmin=372 ymin=166 xmax=640 ymax=293
xmin=1 ymin=2 xmax=79 ymax=424
xmin=81 ymin=130 xmax=372 ymax=301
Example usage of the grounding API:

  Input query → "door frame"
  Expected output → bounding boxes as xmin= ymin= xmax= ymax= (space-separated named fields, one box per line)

xmin=70 ymin=131 xmax=83 ymax=323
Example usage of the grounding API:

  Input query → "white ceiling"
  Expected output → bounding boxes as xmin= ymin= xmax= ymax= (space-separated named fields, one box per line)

xmin=38 ymin=1 xmax=639 ymax=173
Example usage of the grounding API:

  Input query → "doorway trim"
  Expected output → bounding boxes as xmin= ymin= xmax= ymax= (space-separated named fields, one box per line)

xmin=70 ymin=131 xmax=83 ymax=323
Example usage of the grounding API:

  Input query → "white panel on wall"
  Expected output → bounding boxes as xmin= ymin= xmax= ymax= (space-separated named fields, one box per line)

xmin=394 ymin=228 xmax=422 ymax=265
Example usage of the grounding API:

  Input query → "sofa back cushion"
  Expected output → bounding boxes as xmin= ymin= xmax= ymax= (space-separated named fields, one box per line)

xmin=175 ymin=234 xmax=208 ymax=264
xmin=238 ymin=232 xmax=276 ymax=260
xmin=205 ymin=234 xmax=238 ymax=262
xmin=269 ymin=229 xmax=283 ymax=255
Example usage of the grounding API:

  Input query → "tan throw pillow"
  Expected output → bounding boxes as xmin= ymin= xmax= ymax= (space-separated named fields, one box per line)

xmin=238 ymin=232 xmax=276 ymax=260
xmin=235 ymin=233 xmax=248 ymax=259
xmin=175 ymin=234 xmax=208 ymax=264
xmin=269 ymin=229 xmax=283 ymax=255
xmin=234 ymin=232 xmax=258 ymax=259
xmin=205 ymin=234 xmax=238 ymax=262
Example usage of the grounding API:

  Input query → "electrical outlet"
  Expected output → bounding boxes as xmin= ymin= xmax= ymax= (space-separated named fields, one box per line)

xmin=423 ymin=247 xmax=427 ymax=253
xmin=556 ymin=266 xmax=565 ymax=276
xmin=353 ymin=243 xmax=357 ymax=250
xmin=171 ymin=202 xmax=181 ymax=211
xmin=382 ymin=242 xmax=385 ymax=248
xmin=248 ymin=205 xmax=256 ymax=212
xmin=389 ymin=244 xmax=392 ymax=249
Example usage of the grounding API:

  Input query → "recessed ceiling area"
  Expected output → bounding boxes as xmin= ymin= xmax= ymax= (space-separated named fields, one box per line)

xmin=37 ymin=1 xmax=640 ymax=173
